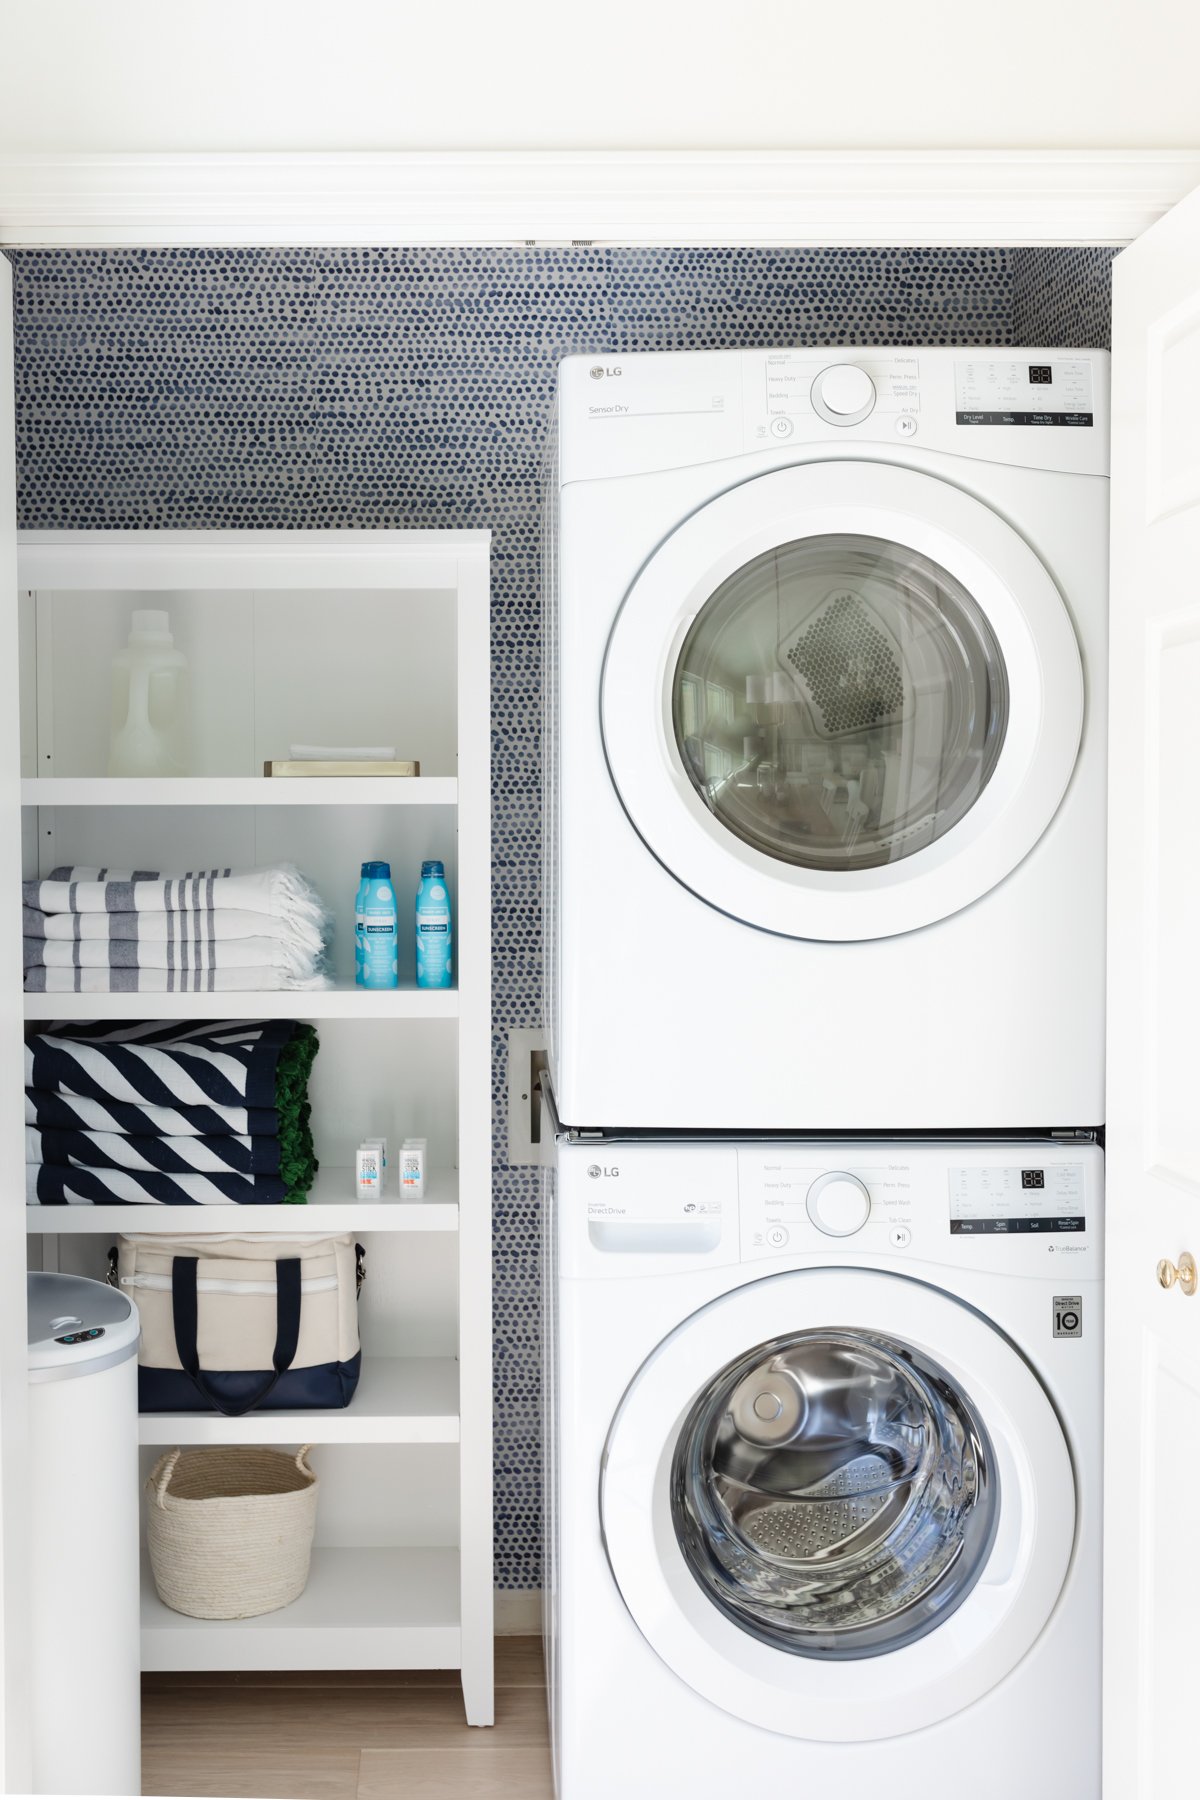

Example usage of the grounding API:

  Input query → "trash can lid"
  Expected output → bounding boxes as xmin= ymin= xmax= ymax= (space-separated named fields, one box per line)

xmin=28 ymin=1272 xmax=140 ymax=1383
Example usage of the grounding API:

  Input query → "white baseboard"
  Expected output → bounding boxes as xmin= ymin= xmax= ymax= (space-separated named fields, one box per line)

xmin=495 ymin=1589 xmax=542 ymax=1635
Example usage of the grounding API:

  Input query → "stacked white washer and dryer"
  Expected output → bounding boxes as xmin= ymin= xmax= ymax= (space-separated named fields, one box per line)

xmin=542 ymin=347 xmax=1107 ymax=1797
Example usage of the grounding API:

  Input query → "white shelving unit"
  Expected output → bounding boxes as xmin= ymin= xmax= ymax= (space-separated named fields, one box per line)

xmin=22 ymin=983 xmax=463 ymax=1021
xmin=140 ymin=1547 xmax=462 ymax=1673
xmin=14 ymin=530 xmax=494 ymax=1723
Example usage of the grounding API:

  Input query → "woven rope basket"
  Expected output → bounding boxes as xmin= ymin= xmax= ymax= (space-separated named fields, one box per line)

xmin=146 ymin=1445 xmax=318 ymax=1620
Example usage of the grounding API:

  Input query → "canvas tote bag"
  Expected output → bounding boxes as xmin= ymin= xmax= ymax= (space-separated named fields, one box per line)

xmin=114 ymin=1232 xmax=363 ymax=1415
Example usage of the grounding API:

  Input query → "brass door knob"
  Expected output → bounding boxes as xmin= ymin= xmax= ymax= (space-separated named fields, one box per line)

xmin=1157 ymin=1251 xmax=1198 ymax=1296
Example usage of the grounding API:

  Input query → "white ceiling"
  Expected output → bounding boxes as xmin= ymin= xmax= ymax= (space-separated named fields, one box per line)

xmin=3 ymin=0 xmax=1199 ymax=154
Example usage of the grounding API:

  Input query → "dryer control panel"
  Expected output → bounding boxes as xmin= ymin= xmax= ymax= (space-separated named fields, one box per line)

xmin=755 ymin=352 xmax=921 ymax=438
xmin=954 ymin=357 xmax=1095 ymax=427
xmin=555 ymin=346 xmax=1110 ymax=484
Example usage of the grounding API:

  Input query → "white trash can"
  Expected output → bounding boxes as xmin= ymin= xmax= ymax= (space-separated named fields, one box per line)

xmin=28 ymin=1271 xmax=141 ymax=1797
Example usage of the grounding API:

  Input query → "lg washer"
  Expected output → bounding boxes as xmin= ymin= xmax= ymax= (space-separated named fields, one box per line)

xmin=544 ymin=1127 xmax=1102 ymax=1798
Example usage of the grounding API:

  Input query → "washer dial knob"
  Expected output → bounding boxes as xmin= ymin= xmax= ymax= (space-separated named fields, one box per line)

xmin=811 ymin=364 xmax=877 ymax=425
xmin=806 ymin=1171 xmax=872 ymax=1237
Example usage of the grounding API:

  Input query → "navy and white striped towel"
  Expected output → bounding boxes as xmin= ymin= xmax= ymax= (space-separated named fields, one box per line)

xmin=25 ymin=1125 xmax=282 ymax=1177
xmin=25 ymin=1019 xmax=298 ymax=1111
xmin=25 ymin=1087 xmax=276 ymax=1138
xmin=26 ymin=1166 xmax=289 ymax=1207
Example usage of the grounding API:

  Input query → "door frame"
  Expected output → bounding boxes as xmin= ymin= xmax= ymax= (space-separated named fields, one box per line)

xmin=0 ymin=149 xmax=1197 ymax=247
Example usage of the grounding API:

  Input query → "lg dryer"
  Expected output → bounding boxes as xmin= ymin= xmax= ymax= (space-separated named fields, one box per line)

xmin=544 ymin=348 xmax=1109 ymax=1129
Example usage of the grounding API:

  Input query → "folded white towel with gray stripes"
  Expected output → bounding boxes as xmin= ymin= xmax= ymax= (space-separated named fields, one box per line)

xmin=22 ymin=865 xmax=327 ymax=993
xmin=24 ymin=936 xmax=303 ymax=971
xmin=24 ymin=966 xmax=324 ymax=993
xmin=23 ymin=906 xmax=311 ymax=944
xmin=26 ymin=865 xmax=319 ymax=919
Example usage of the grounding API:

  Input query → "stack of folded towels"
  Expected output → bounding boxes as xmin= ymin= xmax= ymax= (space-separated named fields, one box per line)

xmin=23 ymin=864 xmax=328 ymax=993
xmin=25 ymin=1019 xmax=319 ymax=1206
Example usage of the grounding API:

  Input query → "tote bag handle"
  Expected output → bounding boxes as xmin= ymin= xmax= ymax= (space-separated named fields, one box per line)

xmin=171 ymin=1255 xmax=302 ymax=1418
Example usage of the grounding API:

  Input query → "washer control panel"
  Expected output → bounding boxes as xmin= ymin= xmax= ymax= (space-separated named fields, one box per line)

xmin=740 ymin=1154 xmax=914 ymax=1260
xmin=949 ymin=1162 xmax=1086 ymax=1235
xmin=806 ymin=1171 xmax=872 ymax=1237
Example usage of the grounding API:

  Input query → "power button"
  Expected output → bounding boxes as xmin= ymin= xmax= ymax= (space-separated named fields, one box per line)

xmin=766 ymin=1225 xmax=790 ymax=1249
xmin=769 ymin=416 xmax=794 ymax=439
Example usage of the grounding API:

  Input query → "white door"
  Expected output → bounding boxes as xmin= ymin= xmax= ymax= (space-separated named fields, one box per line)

xmin=601 ymin=460 xmax=1084 ymax=940
xmin=0 ymin=255 xmax=33 ymax=1790
xmin=1105 ymin=181 xmax=1200 ymax=1797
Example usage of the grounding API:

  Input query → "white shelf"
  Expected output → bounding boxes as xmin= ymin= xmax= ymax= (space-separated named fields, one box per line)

xmin=11 ymin=530 xmax=494 ymax=1723
xmin=140 ymin=1545 xmax=462 ymax=1672
xmin=25 ymin=1167 xmax=461 ymax=1233
xmin=22 ymin=775 xmax=458 ymax=807
xmin=23 ymin=980 xmax=461 ymax=1021
xmin=137 ymin=1356 xmax=460 ymax=1445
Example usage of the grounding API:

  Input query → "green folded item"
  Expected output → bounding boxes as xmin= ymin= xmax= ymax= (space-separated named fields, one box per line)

xmin=277 ymin=1022 xmax=320 ymax=1201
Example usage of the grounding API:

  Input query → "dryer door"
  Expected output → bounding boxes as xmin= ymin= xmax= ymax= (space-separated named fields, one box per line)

xmin=601 ymin=1266 xmax=1075 ymax=1742
xmin=601 ymin=461 xmax=1083 ymax=940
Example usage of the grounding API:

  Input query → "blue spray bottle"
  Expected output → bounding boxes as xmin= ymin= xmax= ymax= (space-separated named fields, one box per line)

xmin=415 ymin=860 xmax=452 ymax=990
xmin=355 ymin=860 xmax=399 ymax=990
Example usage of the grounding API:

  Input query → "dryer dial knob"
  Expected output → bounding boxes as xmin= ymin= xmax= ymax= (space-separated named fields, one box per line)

xmin=811 ymin=364 xmax=877 ymax=425
xmin=806 ymin=1171 xmax=872 ymax=1237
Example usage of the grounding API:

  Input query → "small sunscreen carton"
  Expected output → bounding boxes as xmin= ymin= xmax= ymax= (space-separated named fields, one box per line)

xmin=355 ymin=1144 xmax=383 ymax=1198
xmin=400 ymin=1138 xmax=426 ymax=1199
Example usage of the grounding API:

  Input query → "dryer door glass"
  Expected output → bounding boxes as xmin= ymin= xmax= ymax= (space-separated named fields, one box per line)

xmin=672 ymin=535 xmax=1009 ymax=871
xmin=671 ymin=1327 xmax=999 ymax=1658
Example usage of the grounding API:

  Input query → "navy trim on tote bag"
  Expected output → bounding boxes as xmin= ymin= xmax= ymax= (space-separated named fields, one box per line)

xmin=170 ymin=1253 xmax=303 ymax=1417
xmin=138 ymin=1352 xmax=363 ymax=1415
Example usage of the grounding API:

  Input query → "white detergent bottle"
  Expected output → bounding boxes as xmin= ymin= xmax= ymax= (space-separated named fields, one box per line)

xmin=107 ymin=608 xmax=189 ymax=777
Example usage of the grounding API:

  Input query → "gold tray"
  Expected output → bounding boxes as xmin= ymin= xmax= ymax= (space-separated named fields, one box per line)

xmin=264 ymin=760 xmax=421 ymax=778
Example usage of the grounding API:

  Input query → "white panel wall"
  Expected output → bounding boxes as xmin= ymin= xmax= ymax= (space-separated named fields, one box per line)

xmin=1 ymin=0 xmax=1198 ymax=154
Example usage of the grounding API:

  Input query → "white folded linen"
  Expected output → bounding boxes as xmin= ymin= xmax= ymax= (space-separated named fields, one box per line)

xmin=25 ymin=865 xmax=324 ymax=927
xmin=25 ymin=936 xmax=301 ymax=971
xmin=21 ymin=864 xmax=328 ymax=991
xmin=23 ymin=905 xmax=318 ymax=949
xmin=24 ymin=966 xmax=327 ymax=994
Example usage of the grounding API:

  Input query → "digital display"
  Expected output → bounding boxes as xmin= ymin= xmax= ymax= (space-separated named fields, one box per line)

xmin=1021 ymin=1169 xmax=1045 ymax=1189
xmin=1028 ymin=365 xmax=1053 ymax=385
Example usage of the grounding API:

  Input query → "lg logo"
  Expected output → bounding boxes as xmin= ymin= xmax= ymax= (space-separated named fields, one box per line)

xmin=586 ymin=1164 xmax=620 ymax=1178
xmin=589 ymin=365 xmax=622 ymax=380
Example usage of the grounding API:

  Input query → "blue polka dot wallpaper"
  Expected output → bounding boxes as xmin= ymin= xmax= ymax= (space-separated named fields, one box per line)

xmin=6 ymin=244 xmax=1114 ymax=1587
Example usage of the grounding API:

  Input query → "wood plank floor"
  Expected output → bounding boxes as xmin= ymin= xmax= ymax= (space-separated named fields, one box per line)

xmin=142 ymin=1639 xmax=551 ymax=1800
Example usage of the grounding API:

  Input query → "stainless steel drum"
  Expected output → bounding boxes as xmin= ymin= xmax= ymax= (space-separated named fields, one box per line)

xmin=671 ymin=1328 xmax=999 ymax=1659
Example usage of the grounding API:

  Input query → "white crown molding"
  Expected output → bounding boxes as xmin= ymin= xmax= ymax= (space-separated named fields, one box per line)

xmin=0 ymin=149 xmax=1198 ymax=248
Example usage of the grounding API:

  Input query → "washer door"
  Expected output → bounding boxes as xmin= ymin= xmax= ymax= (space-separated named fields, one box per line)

xmin=601 ymin=461 xmax=1083 ymax=940
xmin=601 ymin=1268 xmax=1076 ymax=1742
